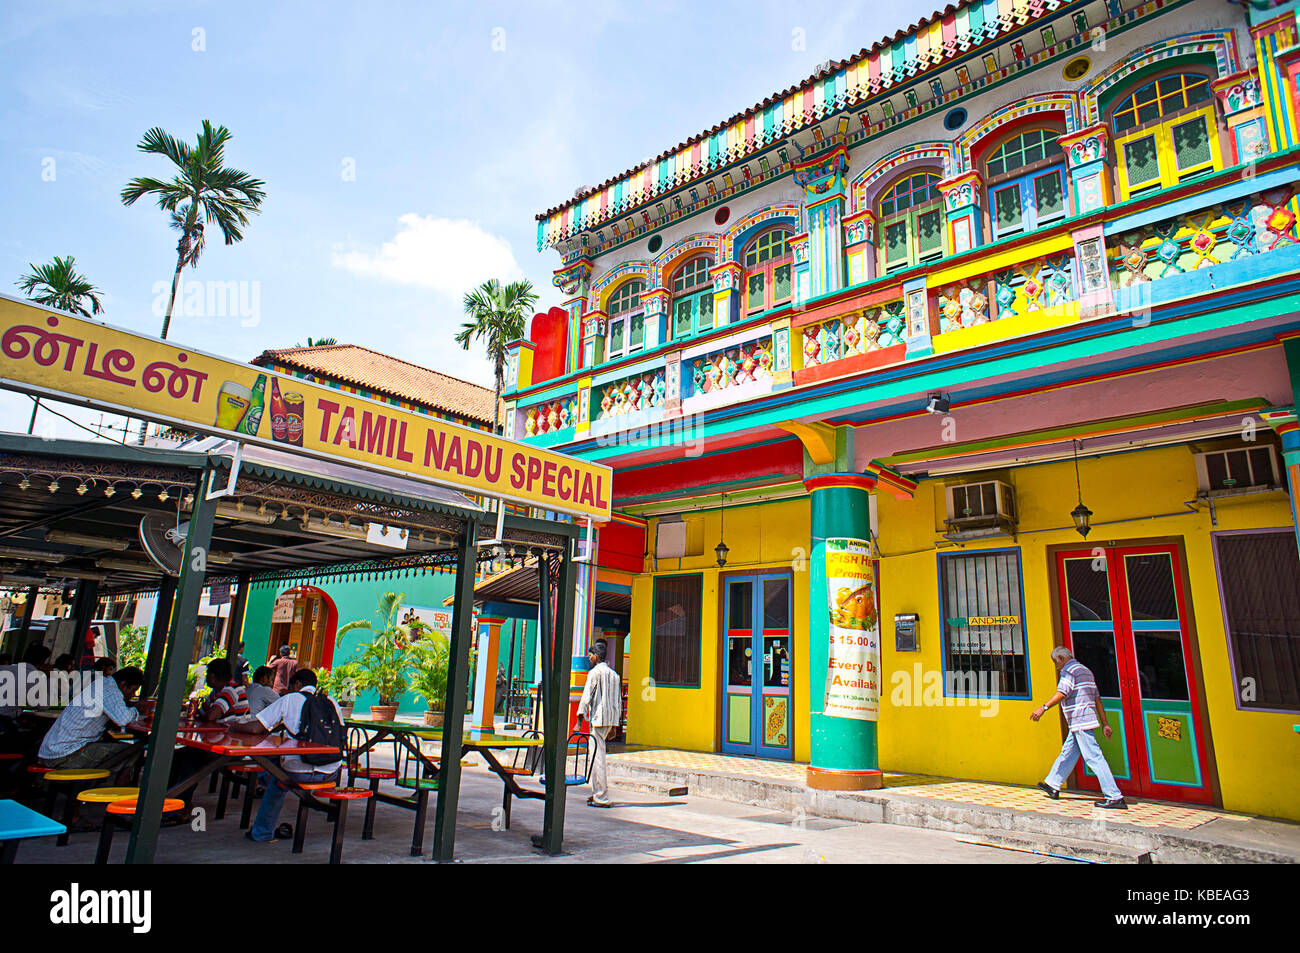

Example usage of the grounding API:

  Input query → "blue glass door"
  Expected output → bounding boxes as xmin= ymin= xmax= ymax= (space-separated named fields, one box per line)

xmin=721 ymin=574 xmax=792 ymax=760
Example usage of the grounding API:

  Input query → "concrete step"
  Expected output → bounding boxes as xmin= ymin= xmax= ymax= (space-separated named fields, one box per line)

xmin=957 ymin=830 xmax=1153 ymax=864
xmin=606 ymin=758 xmax=1298 ymax=864
xmin=609 ymin=777 xmax=689 ymax=797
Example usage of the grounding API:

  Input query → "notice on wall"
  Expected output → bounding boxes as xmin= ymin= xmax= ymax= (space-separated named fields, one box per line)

xmin=271 ymin=594 xmax=295 ymax=624
xmin=823 ymin=537 xmax=880 ymax=721
xmin=0 ymin=297 xmax=612 ymax=519
xmin=401 ymin=604 xmax=453 ymax=639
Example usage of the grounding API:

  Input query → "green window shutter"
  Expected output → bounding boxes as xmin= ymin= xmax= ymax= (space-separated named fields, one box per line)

xmin=1171 ymin=115 xmax=1211 ymax=173
xmin=675 ymin=298 xmax=694 ymax=338
xmin=747 ymin=272 xmax=766 ymax=310
xmin=629 ymin=312 xmax=645 ymax=349
xmin=916 ymin=208 xmax=942 ymax=258
xmin=1123 ymin=135 xmax=1161 ymax=190
xmin=885 ymin=220 xmax=909 ymax=268
xmin=1033 ymin=171 xmax=1065 ymax=222
xmin=773 ymin=263 xmax=791 ymax=302
xmin=994 ymin=185 xmax=1023 ymax=234
xmin=608 ymin=320 xmax=625 ymax=354
xmin=697 ymin=290 xmax=714 ymax=331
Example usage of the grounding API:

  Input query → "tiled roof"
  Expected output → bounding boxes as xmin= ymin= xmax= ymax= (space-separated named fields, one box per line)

xmin=535 ymin=0 xmax=1070 ymax=245
xmin=253 ymin=344 xmax=499 ymax=426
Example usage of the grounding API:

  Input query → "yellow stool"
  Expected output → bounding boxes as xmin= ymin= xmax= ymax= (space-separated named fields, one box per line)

xmin=44 ymin=769 xmax=111 ymax=846
xmin=76 ymin=786 xmax=140 ymax=804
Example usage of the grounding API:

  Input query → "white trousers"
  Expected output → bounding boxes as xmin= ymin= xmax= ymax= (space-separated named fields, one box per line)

xmin=589 ymin=725 xmax=616 ymax=803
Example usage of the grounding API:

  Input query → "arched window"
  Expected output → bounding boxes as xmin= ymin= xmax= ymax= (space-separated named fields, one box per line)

xmin=983 ymin=127 xmax=1068 ymax=240
xmin=1108 ymin=71 xmax=1219 ymax=198
xmin=982 ymin=127 xmax=1066 ymax=239
xmin=743 ymin=229 xmax=792 ymax=314
xmin=670 ymin=256 xmax=714 ymax=338
xmin=878 ymin=172 xmax=943 ymax=272
xmin=606 ymin=279 xmax=645 ymax=359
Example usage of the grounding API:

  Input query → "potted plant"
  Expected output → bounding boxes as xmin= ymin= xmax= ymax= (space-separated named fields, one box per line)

xmin=339 ymin=592 xmax=414 ymax=721
xmin=410 ymin=634 xmax=449 ymax=727
xmin=330 ymin=660 xmax=363 ymax=719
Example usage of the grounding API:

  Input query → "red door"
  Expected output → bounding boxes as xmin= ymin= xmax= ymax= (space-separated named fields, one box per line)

xmin=1054 ymin=544 xmax=1213 ymax=804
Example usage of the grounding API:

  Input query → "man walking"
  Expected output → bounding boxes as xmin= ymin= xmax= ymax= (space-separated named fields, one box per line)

xmin=1031 ymin=645 xmax=1127 ymax=809
xmin=576 ymin=640 xmax=622 ymax=808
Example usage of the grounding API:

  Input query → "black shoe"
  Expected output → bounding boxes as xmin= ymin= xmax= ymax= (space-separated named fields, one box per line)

xmin=275 ymin=822 xmax=294 ymax=839
xmin=1036 ymin=781 xmax=1060 ymax=800
xmin=1095 ymin=797 xmax=1128 ymax=810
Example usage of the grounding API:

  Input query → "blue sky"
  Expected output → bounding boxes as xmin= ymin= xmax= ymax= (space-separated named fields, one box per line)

xmin=0 ymin=0 xmax=935 ymax=439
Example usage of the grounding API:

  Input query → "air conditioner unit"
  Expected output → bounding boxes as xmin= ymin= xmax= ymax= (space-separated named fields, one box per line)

xmin=944 ymin=480 xmax=1017 ymax=539
xmin=1194 ymin=447 xmax=1281 ymax=497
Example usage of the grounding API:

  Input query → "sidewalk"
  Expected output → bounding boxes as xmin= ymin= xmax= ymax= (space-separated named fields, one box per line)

xmin=607 ymin=748 xmax=1300 ymax=863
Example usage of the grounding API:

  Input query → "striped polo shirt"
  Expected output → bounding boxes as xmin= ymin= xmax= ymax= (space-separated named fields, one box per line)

xmin=1056 ymin=659 xmax=1101 ymax=731
xmin=208 ymin=682 xmax=250 ymax=719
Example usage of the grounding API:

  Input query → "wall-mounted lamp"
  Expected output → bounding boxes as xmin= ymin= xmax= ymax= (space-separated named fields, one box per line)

xmin=925 ymin=393 xmax=950 ymax=415
xmin=715 ymin=492 xmax=729 ymax=568
xmin=1070 ymin=439 xmax=1093 ymax=538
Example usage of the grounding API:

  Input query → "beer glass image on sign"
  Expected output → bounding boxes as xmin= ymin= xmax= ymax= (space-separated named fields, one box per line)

xmin=213 ymin=374 xmax=268 ymax=435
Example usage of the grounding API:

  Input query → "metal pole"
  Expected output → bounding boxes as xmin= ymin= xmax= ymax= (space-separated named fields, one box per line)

xmin=126 ymin=467 xmax=216 ymax=864
xmin=540 ymin=545 xmax=577 ymax=855
xmin=224 ymin=571 xmax=251 ymax=665
xmin=69 ymin=579 xmax=100 ymax=666
xmin=142 ymin=577 xmax=177 ymax=697
xmin=13 ymin=585 xmax=38 ymax=656
xmin=504 ymin=619 xmax=516 ymax=724
xmin=430 ymin=519 xmax=479 ymax=863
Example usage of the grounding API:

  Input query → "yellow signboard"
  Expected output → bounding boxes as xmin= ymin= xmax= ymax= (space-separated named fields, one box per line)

xmin=0 ymin=297 xmax=613 ymax=520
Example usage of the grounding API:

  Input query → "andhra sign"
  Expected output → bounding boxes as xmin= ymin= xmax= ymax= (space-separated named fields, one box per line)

xmin=0 ymin=296 xmax=612 ymax=520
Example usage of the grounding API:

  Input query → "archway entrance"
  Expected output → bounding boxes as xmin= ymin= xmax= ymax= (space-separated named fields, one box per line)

xmin=268 ymin=584 xmax=338 ymax=670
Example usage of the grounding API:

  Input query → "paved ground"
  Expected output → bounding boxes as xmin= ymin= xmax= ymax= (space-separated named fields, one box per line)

xmin=13 ymin=761 xmax=1063 ymax=865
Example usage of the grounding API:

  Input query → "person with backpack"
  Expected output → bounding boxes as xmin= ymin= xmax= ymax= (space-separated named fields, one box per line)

xmin=240 ymin=668 xmax=346 ymax=843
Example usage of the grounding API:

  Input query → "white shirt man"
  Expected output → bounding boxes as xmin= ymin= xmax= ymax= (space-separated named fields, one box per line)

xmin=577 ymin=642 xmax=622 ymax=807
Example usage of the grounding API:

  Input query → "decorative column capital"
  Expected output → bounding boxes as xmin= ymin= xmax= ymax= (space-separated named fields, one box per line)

xmin=554 ymin=258 xmax=593 ymax=297
xmin=1058 ymin=123 xmax=1110 ymax=168
xmin=937 ymin=170 xmax=983 ymax=213
xmin=843 ymin=209 xmax=875 ymax=247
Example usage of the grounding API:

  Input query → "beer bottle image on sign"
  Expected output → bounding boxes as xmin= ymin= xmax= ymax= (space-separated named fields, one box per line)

xmin=270 ymin=377 xmax=288 ymax=443
xmin=237 ymin=375 xmax=266 ymax=436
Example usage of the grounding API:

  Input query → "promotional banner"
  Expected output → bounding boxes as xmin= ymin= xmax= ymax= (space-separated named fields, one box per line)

xmin=0 ymin=296 xmax=613 ymax=520
xmin=401 ymin=604 xmax=453 ymax=639
xmin=823 ymin=536 xmax=880 ymax=721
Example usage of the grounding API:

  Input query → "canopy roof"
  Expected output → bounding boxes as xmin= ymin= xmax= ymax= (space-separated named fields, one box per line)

xmin=0 ymin=433 xmax=574 ymax=594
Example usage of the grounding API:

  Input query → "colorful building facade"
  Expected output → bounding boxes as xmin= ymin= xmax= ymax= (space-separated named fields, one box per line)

xmin=509 ymin=0 xmax=1300 ymax=820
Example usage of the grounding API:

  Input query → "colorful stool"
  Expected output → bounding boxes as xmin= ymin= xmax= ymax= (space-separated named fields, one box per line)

xmin=350 ymin=767 xmax=397 ymax=840
xmin=95 ymin=797 xmax=186 ymax=864
xmin=292 ymin=785 xmax=371 ymax=864
xmin=216 ymin=763 xmax=264 ymax=828
xmin=43 ymin=768 xmax=111 ymax=845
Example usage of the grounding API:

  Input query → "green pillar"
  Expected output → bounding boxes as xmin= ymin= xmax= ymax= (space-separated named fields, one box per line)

xmin=805 ymin=473 xmax=883 ymax=791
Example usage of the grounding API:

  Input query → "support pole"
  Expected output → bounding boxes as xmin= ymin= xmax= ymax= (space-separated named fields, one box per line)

xmin=540 ymin=545 xmax=577 ymax=855
xmin=13 ymin=585 xmax=37 ymax=656
xmin=126 ymin=467 xmax=217 ymax=864
xmin=223 ymin=571 xmax=251 ymax=670
xmin=142 ymin=577 xmax=177 ymax=697
xmin=68 ymin=579 xmax=100 ymax=667
xmin=430 ymin=519 xmax=478 ymax=863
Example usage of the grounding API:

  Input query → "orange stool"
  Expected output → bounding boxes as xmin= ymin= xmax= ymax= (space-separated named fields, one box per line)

xmin=216 ymin=762 xmax=265 ymax=827
xmin=292 ymin=785 xmax=372 ymax=864
xmin=349 ymin=767 xmax=397 ymax=841
xmin=95 ymin=797 xmax=186 ymax=864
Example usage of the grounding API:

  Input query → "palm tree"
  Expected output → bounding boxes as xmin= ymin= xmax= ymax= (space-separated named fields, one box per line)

xmin=120 ymin=120 xmax=266 ymax=342
xmin=455 ymin=279 xmax=538 ymax=434
xmin=16 ymin=255 xmax=105 ymax=433
xmin=16 ymin=255 xmax=104 ymax=316
xmin=120 ymin=120 xmax=265 ymax=443
xmin=296 ymin=336 xmax=338 ymax=347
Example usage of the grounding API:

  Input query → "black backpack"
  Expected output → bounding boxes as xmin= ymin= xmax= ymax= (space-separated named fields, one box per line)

xmin=293 ymin=691 xmax=344 ymax=766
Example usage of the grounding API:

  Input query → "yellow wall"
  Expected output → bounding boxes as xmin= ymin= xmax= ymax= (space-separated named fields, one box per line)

xmin=627 ymin=498 xmax=812 ymax=762
xmin=876 ymin=444 xmax=1300 ymax=820
xmin=622 ymin=445 xmax=1300 ymax=820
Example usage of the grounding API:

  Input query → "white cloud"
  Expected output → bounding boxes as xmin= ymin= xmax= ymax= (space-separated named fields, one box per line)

xmin=331 ymin=214 xmax=522 ymax=296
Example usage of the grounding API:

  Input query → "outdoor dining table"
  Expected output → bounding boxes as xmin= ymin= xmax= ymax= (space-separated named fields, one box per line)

xmin=0 ymin=798 xmax=66 ymax=863
xmin=345 ymin=718 xmax=545 ymax=848
xmin=125 ymin=718 xmax=342 ymax=816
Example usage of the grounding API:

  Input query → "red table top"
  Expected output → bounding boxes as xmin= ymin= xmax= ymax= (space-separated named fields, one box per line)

xmin=127 ymin=719 xmax=340 ymax=757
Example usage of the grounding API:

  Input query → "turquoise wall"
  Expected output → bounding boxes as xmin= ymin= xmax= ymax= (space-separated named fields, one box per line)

xmin=240 ymin=570 xmax=536 ymax=715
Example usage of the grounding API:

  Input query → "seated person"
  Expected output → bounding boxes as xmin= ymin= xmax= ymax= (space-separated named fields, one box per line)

xmin=37 ymin=667 xmax=144 ymax=775
xmin=53 ymin=653 xmax=76 ymax=674
xmin=93 ymin=657 xmax=116 ymax=677
xmin=197 ymin=658 xmax=249 ymax=722
xmin=240 ymin=668 xmax=344 ymax=843
xmin=0 ymin=645 xmax=52 ymax=719
xmin=245 ymin=666 xmax=278 ymax=715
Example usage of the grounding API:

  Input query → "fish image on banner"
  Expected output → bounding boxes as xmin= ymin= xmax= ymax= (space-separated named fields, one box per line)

xmin=823 ymin=537 xmax=880 ymax=721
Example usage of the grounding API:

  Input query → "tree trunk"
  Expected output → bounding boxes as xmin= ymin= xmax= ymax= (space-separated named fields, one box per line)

xmin=137 ymin=243 xmax=187 ymax=445
xmin=493 ymin=357 xmax=504 ymax=435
